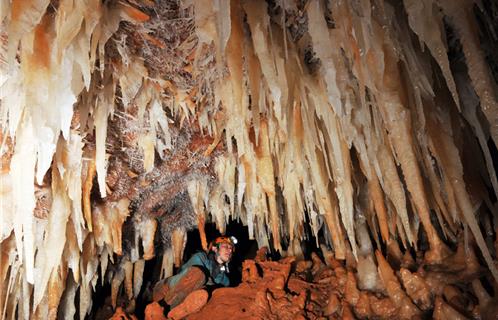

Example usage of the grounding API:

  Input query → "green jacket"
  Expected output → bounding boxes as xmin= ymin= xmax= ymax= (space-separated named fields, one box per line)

xmin=168 ymin=251 xmax=230 ymax=288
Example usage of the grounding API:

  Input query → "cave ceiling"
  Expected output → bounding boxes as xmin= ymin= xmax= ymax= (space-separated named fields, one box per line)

xmin=1 ymin=0 xmax=498 ymax=318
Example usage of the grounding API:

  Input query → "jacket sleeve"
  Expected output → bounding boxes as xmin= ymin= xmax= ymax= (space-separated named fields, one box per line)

xmin=183 ymin=252 xmax=209 ymax=269
xmin=213 ymin=270 xmax=230 ymax=287
xmin=181 ymin=252 xmax=230 ymax=287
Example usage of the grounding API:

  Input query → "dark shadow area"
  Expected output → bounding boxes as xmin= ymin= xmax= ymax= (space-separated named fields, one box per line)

xmin=488 ymin=138 xmax=498 ymax=203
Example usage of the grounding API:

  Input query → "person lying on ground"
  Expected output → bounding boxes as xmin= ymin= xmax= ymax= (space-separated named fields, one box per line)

xmin=151 ymin=235 xmax=237 ymax=319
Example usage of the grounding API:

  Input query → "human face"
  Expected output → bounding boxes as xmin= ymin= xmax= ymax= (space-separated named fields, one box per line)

xmin=214 ymin=243 xmax=233 ymax=264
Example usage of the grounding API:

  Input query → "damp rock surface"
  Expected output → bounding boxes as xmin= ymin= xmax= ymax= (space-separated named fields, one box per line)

xmin=111 ymin=246 xmax=498 ymax=320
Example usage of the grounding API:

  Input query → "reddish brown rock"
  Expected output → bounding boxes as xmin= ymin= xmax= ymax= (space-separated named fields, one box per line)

xmin=354 ymin=291 xmax=372 ymax=318
xmin=324 ymin=293 xmax=340 ymax=316
xmin=433 ymin=296 xmax=468 ymax=320
xmin=187 ymin=285 xmax=266 ymax=320
xmin=369 ymin=294 xmax=397 ymax=318
xmin=241 ymin=259 xmax=260 ymax=283
xmin=399 ymin=267 xmax=433 ymax=311
xmin=109 ymin=307 xmax=137 ymax=320
xmin=131 ymin=248 xmax=495 ymax=320
xmin=168 ymin=289 xmax=208 ymax=320
xmin=341 ymin=302 xmax=356 ymax=320
xmin=344 ymin=271 xmax=360 ymax=306
xmin=144 ymin=302 xmax=167 ymax=320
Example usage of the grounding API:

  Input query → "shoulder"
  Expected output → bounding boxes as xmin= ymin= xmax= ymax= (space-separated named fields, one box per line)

xmin=192 ymin=251 xmax=208 ymax=259
xmin=188 ymin=251 xmax=209 ymax=263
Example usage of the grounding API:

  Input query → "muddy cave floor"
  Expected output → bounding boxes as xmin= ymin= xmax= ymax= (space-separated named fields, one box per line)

xmin=94 ymin=238 xmax=498 ymax=320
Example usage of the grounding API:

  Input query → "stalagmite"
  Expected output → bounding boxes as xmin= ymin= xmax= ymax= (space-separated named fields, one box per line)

xmin=399 ymin=268 xmax=432 ymax=311
xmin=356 ymin=218 xmax=382 ymax=291
xmin=433 ymin=296 xmax=468 ymax=320
xmin=79 ymin=282 xmax=92 ymax=320
xmin=375 ymin=250 xmax=421 ymax=319
xmin=344 ymin=271 xmax=360 ymax=307
xmin=472 ymin=279 xmax=491 ymax=309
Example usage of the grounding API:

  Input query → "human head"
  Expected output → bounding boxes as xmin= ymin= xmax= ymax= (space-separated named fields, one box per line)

xmin=209 ymin=236 xmax=236 ymax=264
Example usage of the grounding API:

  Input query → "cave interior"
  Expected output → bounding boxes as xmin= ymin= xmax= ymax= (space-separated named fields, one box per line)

xmin=2 ymin=0 xmax=498 ymax=319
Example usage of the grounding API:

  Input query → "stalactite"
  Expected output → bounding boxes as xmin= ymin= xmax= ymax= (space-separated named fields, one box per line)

xmin=138 ymin=218 xmax=157 ymax=261
xmin=123 ymin=259 xmax=134 ymax=301
xmin=82 ymin=151 xmax=96 ymax=232
xmin=160 ymin=248 xmax=174 ymax=280
xmin=403 ymin=0 xmax=461 ymax=109
xmin=33 ymin=149 xmax=72 ymax=310
xmin=111 ymin=267 xmax=125 ymax=309
xmin=439 ymin=0 xmax=498 ymax=146
xmin=171 ymin=228 xmax=187 ymax=268
xmin=1 ymin=0 xmax=498 ymax=317
xmin=10 ymin=119 xmax=37 ymax=284
xmin=133 ymin=259 xmax=145 ymax=300
xmin=255 ymin=120 xmax=281 ymax=251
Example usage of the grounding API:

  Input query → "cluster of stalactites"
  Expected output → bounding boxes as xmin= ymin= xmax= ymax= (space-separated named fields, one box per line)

xmin=198 ymin=0 xmax=498 ymax=273
xmin=1 ymin=0 xmax=498 ymax=319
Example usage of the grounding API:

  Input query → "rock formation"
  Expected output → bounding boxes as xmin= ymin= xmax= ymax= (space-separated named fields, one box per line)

xmin=1 ymin=0 xmax=498 ymax=319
